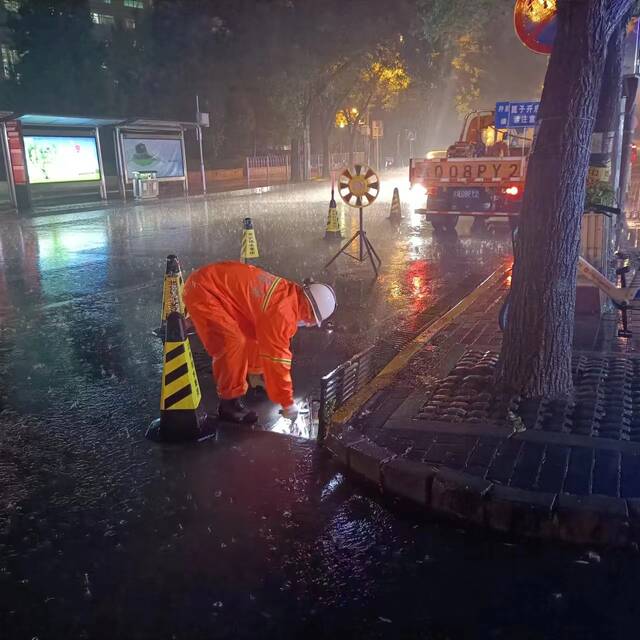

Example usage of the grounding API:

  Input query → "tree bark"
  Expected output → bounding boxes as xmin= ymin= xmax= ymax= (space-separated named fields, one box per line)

xmin=591 ymin=21 xmax=625 ymax=262
xmin=348 ymin=125 xmax=356 ymax=166
xmin=591 ymin=21 xmax=625 ymax=203
xmin=290 ymin=136 xmax=302 ymax=183
xmin=498 ymin=0 xmax=633 ymax=398
xmin=321 ymin=131 xmax=331 ymax=179
xmin=594 ymin=22 xmax=625 ymax=139
xmin=303 ymin=122 xmax=311 ymax=181
xmin=620 ymin=75 xmax=639 ymax=204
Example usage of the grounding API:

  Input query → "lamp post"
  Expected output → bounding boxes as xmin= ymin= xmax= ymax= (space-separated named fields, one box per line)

xmin=195 ymin=95 xmax=209 ymax=195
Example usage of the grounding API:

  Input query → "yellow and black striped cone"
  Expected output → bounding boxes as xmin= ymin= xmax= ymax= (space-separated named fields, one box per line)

xmin=146 ymin=311 xmax=215 ymax=443
xmin=324 ymin=196 xmax=342 ymax=240
xmin=240 ymin=217 xmax=259 ymax=263
xmin=389 ymin=187 xmax=402 ymax=223
xmin=157 ymin=254 xmax=188 ymax=338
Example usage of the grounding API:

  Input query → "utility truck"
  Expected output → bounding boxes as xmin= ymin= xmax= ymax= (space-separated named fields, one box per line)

xmin=410 ymin=109 xmax=530 ymax=232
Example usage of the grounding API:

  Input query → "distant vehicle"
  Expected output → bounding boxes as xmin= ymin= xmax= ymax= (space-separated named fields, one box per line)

xmin=409 ymin=110 xmax=528 ymax=232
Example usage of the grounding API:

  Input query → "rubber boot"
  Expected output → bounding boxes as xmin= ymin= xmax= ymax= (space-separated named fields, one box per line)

xmin=218 ymin=398 xmax=258 ymax=424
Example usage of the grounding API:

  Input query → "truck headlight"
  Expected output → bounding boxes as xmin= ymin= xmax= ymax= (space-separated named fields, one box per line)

xmin=409 ymin=184 xmax=427 ymax=209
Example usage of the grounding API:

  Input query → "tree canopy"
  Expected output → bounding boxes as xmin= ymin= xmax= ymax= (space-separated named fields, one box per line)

xmin=0 ymin=0 xmax=539 ymax=164
xmin=6 ymin=0 xmax=109 ymax=113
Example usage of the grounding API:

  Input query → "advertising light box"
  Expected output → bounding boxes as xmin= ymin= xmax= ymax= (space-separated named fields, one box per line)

xmin=24 ymin=136 xmax=101 ymax=184
xmin=123 ymin=138 xmax=185 ymax=179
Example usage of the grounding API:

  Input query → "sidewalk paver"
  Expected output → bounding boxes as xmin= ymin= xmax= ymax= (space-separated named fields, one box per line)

xmin=325 ymin=261 xmax=640 ymax=546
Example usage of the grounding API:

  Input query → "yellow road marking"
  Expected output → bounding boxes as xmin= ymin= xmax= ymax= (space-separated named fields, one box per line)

xmin=330 ymin=261 xmax=512 ymax=428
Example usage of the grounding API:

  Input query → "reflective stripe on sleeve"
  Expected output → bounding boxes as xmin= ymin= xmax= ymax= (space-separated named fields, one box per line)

xmin=261 ymin=277 xmax=282 ymax=311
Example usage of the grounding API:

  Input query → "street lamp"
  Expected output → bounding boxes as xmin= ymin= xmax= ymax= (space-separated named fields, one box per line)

xmin=335 ymin=111 xmax=349 ymax=128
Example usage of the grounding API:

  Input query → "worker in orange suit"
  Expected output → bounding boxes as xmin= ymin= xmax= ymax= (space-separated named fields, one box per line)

xmin=183 ymin=261 xmax=337 ymax=423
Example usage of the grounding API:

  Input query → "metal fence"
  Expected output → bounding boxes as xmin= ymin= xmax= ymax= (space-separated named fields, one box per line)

xmin=309 ymin=152 xmax=367 ymax=177
xmin=246 ymin=152 xmax=366 ymax=182
xmin=309 ymin=153 xmax=323 ymax=178
xmin=329 ymin=151 xmax=366 ymax=171
xmin=317 ymin=345 xmax=377 ymax=442
xmin=246 ymin=154 xmax=290 ymax=183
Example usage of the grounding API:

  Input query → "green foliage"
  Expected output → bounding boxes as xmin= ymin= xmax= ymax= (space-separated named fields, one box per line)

xmin=586 ymin=181 xmax=616 ymax=207
xmin=418 ymin=0 xmax=507 ymax=47
xmin=0 ymin=0 xmax=516 ymax=163
xmin=7 ymin=0 xmax=109 ymax=113
xmin=450 ymin=34 xmax=486 ymax=115
xmin=335 ymin=48 xmax=411 ymax=131
xmin=417 ymin=0 xmax=508 ymax=114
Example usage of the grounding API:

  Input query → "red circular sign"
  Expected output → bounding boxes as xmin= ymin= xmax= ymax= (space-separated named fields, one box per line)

xmin=514 ymin=0 xmax=557 ymax=55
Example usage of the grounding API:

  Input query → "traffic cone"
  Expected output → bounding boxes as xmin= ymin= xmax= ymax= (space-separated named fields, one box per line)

xmin=146 ymin=311 xmax=215 ymax=443
xmin=389 ymin=187 xmax=402 ymax=223
xmin=324 ymin=195 xmax=342 ymax=240
xmin=157 ymin=254 xmax=188 ymax=338
xmin=240 ymin=217 xmax=260 ymax=263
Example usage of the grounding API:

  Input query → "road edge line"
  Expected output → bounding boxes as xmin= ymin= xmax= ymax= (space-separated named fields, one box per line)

xmin=330 ymin=260 xmax=512 ymax=429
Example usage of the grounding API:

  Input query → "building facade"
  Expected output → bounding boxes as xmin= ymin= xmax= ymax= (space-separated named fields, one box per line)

xmin=0 ymin=0 xmax=150 ymax=80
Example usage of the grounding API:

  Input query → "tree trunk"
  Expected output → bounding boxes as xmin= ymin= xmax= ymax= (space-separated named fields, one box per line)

xmin=586 ymin=22 xmax=625 ymax=274
xmin=591 ymin=21 xmax=625 ymax=205
xmin=498 ymin=0 xmax=632 ymax=398
xmin=620 ymin=75 xmax=639 ymax=204
xmin=348 ymin=126 xmax=356 ymax=166
xmin=594 ymin=22 xmax=624 ymax=141
xmin=290 ymin=136 xmax=302 ymax=183
xmin=321 ymin=131 xmax=330 ymax=179
xmin=303 ymin=123 xmax=311 ymax=181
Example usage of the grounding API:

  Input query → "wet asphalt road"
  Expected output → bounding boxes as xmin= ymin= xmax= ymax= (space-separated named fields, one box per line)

xmin=1 ymin=175 xmax=639 ymax=639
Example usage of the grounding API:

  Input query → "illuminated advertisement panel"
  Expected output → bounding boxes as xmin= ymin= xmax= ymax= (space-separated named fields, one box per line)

xmin=24 ymin=136 xmax=101 ymax=184
xmin=123 ymin=138 xmax=185 ymax=179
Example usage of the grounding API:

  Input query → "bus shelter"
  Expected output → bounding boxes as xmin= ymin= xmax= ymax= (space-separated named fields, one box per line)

xmin=113 ymin=118 xmax=197 ymax=202
xmin=0 ymin=112 xmax=199 ymax=211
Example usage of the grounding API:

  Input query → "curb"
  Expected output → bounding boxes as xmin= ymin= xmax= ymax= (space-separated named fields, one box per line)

xmin=19 ymin=180 xmax=305 ymax=221
xmin=325 ymin=430 xmax=636 ymax=547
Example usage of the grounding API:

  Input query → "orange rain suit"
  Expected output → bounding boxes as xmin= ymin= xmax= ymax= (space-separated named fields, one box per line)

xmin=183 ymin=261 xmax=315 ymax=407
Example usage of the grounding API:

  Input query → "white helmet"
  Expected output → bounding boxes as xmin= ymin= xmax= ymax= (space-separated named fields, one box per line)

xmin=302 ymin=281 xmax=336 ymax=326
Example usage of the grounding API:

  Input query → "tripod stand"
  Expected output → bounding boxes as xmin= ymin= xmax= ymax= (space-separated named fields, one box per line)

xmin=325 ymin=206 xmax=382 ymax=276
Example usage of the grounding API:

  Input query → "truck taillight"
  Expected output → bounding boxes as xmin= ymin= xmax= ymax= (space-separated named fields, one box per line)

xmin=502 ymin=185 xmax=520 ymax=197
xmin=426 ymin=186 xmax=438 ymax=196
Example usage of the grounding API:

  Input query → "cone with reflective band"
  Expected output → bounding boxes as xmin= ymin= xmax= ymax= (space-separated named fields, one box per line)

xmin=146 ymin=311 xmax=214 ymax=442
xmin=324 ymin=196 xmax=341 ymax=240
xmin=389 ymin=187 xmax=402 ymax=222
xmin=240 ymin=217 xmax=259 ymax=263
xmin=160 ymin=254 xmax=188 ymax=332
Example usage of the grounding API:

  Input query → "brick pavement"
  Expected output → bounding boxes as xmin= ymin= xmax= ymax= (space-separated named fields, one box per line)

xmin=325 ymin=263 xmax=640 ymax=547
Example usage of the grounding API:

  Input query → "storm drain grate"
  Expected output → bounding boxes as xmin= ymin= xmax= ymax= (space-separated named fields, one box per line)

xmin=318 ymin=346 xmax=377 ymax=441
xmin=373 ymin=329 xmax=419 ymax=371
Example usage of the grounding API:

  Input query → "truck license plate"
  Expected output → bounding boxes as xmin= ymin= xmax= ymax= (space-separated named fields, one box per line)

xmin=453 ymin=189 xmax=480 ymax=199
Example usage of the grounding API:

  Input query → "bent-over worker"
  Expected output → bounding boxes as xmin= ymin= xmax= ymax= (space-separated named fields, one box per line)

xmin=183 ymin=261 xmax=336 ymax=423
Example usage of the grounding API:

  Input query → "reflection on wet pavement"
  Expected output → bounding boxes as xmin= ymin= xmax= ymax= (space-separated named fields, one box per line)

xmin=0 ymin=176 xmax=511 ymax=427
xmin=4 ymin=179 xmax=633 ymax=638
